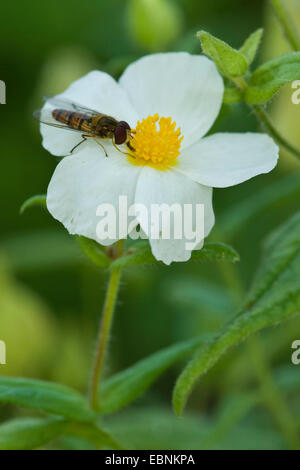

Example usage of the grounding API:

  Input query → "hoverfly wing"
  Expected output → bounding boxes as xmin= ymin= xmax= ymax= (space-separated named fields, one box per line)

xmin=33 ymin=108 xmax=86 ymax=133
xmin=43 ymin=96 xmax=100 ymax=116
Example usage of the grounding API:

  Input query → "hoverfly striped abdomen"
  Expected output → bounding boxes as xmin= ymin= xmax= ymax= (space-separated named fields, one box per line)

xmin=34 ymin=97 xmax=133 ymax=156
xmin=52 ymin=109 xmax=93 ymax=133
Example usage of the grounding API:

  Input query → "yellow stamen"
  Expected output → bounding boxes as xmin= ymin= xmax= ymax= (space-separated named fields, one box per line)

xmin=128 ymin=114 xmax=183 ymax=169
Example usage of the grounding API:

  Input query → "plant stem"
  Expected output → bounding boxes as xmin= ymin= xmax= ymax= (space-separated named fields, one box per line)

xmin=270 ymin=0 xmax=300 ymax=51
xmin=252 ymin=104 xmax=300 ymax=160
xmin=89 ymin=244 xmax=123 ymax=410
xmin=232 ymin=74 xmax=300 ymax=161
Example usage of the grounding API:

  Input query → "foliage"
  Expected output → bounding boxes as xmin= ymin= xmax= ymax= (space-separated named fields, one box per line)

xmin=1 ymin=0 xmax=300 ymax=451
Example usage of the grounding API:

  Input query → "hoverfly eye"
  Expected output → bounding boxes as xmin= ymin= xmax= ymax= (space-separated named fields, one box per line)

xmin=114 ymin=123 xmax=128 ymax=145
xmin=118 ymin=120 xmax=130 ymax=130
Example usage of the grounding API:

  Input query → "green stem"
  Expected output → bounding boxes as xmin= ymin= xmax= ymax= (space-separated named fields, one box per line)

xmin=216 ymin=249 xmax=299 ymax=449
xmin=89 ymin=245 xmax=123 ymax=410
xmin=270 ymin=0 xmax=300 ymax=51
xmin=231 ymin=75 xmax=300 ymax=161
xmin=252 ymin=104 xmax=300 ymax=160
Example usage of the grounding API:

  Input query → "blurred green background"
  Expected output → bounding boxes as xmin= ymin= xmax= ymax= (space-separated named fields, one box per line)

xmin=0 ymin=0 xmax=300 ymax=450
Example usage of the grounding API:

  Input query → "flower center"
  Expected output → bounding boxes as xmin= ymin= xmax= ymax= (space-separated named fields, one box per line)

xmin=128 ymin=114 xmax=183 ymax=169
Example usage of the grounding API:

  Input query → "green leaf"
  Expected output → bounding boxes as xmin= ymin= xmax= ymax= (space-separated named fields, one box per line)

xmin=201 ymin=364 xmax=300 ymax=449
xmin=98 ymin=334 xmax=213 ymax=414
xmin=110 ymin=242 xmax=239 ymax=269
xmin=0 ymin=230 xmax=82 ymax=271
xmin=223 ymin=86 xmax=243 ymax=104
xmin=64 ymin=422 xmax=124 ymax=450
xmin=191 ymin=242 xmax=239 ymax=263
xmin=103 ymin=406 xmax=211 ymax=450
xmin=0 ymin=377 xmax=96 ymax=422
xmin=200 ymin=393 xmax=259 ymax=449
xmin=104 ymin=405 xmax=283 ymax=450
xmin=104 ymin=404 xmax=287 ymax=450
xmin=20 ymin=194 xmax=47 ymax=214
xmin=76 ymin=236 xmax=110 ymax=269
xmin=275 ymin=365 xmax=300 ymax=392
xmin=167 ymin=278 xmax=233 ymax=317
xmin=0 ymin=417 xmax=67 ymax=450
xmin=219 ymin=173 xmax=300 ymax=241
xmin=197 ymin=30 xmax=248 ymax=78
xmin=239 ymin=28 xmax=263 ymax=66
xmin=245 ymin=52 xmax=300 ymax=104
xmin=173 ymin=211 xmax=300 ymax=415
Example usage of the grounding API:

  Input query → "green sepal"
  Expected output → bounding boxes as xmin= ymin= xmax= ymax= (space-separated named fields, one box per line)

xmin=20 ymin=194 xmax=47 ymax=214
xmin=239 ymin=28 xmax=263 ymax=66
xmin=223 ymin=87 xmax=243 ymax=104
xmin=76 ymin=236 xmax=111 ymax=269
xmin=197 ymin=30 xmax=248 ymax=78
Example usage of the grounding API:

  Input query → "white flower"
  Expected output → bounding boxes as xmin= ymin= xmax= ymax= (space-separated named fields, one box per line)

xmin=41 ymin=53 xmax=279 ymax=265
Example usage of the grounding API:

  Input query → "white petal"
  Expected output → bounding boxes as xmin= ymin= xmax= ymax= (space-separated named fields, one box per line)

xmin=177 ymin=132 xmax=279 ymax=188
xmin=47 ymin=145 xmax=141 ymax=245
xmin=119 ymin=53 xmax=224 ymax=149
xmin=41 ymin=71 xmax=138 ymax=156
xmin=134 ymin=167 xmax=214 ymax=265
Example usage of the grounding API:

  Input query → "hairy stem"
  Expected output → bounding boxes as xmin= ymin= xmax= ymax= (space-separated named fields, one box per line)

xmin=270 ymin=0 xmax=300 ymax=51
xmin=89 ymin=243 xmax=123 ymax=410
xmin=252 ymin=105 xmax=300 ymax=160
xmin=231 ymin=77 xmax=300 ymax=161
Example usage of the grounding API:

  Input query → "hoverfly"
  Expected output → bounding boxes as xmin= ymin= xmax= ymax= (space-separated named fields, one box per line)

xmin=34 ymin=97 xmax=134 ymax=157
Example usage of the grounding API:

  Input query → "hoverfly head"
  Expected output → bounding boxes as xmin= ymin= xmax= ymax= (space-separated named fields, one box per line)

xmin=114 ymin=121 xmax=131 ymax=145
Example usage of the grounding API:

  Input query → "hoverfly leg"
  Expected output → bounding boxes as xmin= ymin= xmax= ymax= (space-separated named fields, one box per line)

xmin=112 ymin=141 xmax=136 ymax=159
xmin=94 ymin=139 xmax=108 ymax=158
xmin=127 ymin=141 xmax=135 ymax=152
xmin=70 ymin=135 xmax=88 ymax=154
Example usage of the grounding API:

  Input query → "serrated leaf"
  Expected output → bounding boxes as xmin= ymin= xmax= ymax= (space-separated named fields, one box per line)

xmin=239 ymin=28 xmax=263 ymax=66
xmin=223 ymin=87 xmax=243 ymax=104
xmin=20 ymin=194 xmax=47 ymax=214
xmin=0 ymin=377 xmax=96 ymax=422
xmin=76 ymin=236 xmax=110 ymax=269
xmin=110 ymin=242 xmax=239 ymax=269
xmin=173 ymin=211 xmax=300 ymax=415
xmin=0 ymin=417 xmax=67 ymax=450
xmin=245 ymin=52 xmax=300 ymax=104
xmin=197 ymin=30 xmax=248 ymax=78
xmin=98 ymin=334 xmax=213 ymax=414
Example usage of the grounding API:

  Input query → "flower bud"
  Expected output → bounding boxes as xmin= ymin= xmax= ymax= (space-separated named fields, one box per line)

xmin=127 ymin=0 xmax=183 ymax=51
